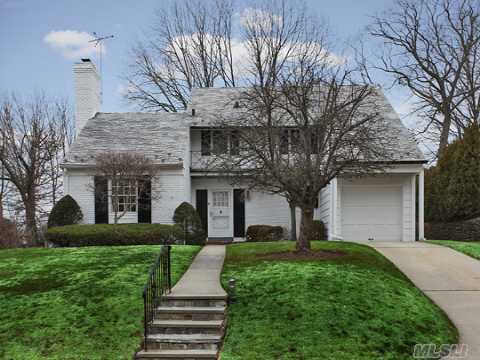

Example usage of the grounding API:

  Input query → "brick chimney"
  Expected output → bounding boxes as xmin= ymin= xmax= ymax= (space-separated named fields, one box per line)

xmin=73 ymin=58 xmax=101 ymax=137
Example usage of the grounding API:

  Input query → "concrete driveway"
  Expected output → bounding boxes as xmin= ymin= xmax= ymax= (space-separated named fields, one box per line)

xmin=364 ymin=241 xmax=480 ymax=360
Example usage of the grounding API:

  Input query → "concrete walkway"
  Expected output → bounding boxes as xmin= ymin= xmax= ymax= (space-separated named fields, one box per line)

xmin=365 ymin=241 xmax=480 ymax=360
xmin=169 ymin=245 xmax=227 ymax=298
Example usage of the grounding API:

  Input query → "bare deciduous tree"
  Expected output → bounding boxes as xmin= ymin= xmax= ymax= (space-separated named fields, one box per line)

xmin=370 ymin=0 xmax=480 ymax=158
xmin=210 ymin=3 xmax=395 ymax=251
xmin=93 ymin=152 xmax=157 ymax=224
xmin=125 ymin=0 xmax=236 ymax=112
xmin=0 ymin=95 xmax=71 ymax=243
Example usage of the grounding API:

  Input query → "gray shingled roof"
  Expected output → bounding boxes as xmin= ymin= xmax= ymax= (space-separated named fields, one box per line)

xmin=66 ymin=87 xmax=425 ymax=167
xmin=188 ymin=87 xmax=426 ymax=162
xmin=65 ymin=112 xmax=189 ymax=166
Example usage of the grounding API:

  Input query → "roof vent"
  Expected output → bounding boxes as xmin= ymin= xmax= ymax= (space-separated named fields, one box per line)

xmin=191 ymin=108 xmax=196 ymax=116
xmin=233 ymin=101 xmax=240 ymax=109
xmin=81 ymin=58 xmax=91 ymax=62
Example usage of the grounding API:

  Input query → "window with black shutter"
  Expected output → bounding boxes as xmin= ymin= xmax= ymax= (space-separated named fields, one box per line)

xmin=201 ymin=130 xmax=211 ymax=156
xmin=94 ymin=176 xmax=108 ymax=224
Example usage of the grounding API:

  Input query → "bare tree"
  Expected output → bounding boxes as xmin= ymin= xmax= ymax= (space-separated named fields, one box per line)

xmin=125 ymin=0 xmax=236 ymax=112
xmin=210 ymin=3 xmax=394 ymax=251
xmin=93 ymin=152 xmax=157 ymax=224
xmin=0 ymin=95 xmax=69 ymax=243
xmin=370 ymin=0 xmax=480 ymax=158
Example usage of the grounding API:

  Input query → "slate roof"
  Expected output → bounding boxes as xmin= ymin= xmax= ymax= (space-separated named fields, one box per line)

xmin=64 ymin=112 xmax=189 ymax=166
xmin=65 ymin=87 xmax=426 ymax=167
xmin=188 ymin=87 xmax=426 ymax=162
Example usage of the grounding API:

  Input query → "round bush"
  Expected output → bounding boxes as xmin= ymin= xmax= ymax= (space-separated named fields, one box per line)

xmin=173 ymin=202 xmax=206 ymax=245
xmin=48 ymin=195 xmax=83 ymax=228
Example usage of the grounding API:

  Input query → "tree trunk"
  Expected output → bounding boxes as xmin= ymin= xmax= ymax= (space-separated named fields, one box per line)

xmin=437 ymin=112 xmax=452 ymax=159
xmin=297 ymin=206 xmax=314 ymax=252
xmin=24 ymin=197 xmax=37 ymax=245
xmin=289 ymin=201 xmax=297 ymax=241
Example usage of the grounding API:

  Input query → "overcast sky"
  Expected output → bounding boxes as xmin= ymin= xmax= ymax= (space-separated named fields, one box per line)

xmin=1 ymin=0 xmax=412 ymax=115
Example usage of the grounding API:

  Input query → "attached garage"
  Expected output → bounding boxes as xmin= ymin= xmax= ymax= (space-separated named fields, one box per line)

xmin=337 ymin=174 xmax=416 ymax=242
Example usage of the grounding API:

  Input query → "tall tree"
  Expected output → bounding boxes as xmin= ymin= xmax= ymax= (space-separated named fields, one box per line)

xmin=0 ymin=95 xmax=71 ymax=243
xmin=370 ymin=0 xmax=480 ymax=158
xmin=125 ymin=0 xmax=236 ymax=112
xmin=211 ymin=2 xmax=395 ymax=251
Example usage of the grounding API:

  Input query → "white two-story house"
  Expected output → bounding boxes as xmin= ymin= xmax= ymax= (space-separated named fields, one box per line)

xmin=63 ymin=59 xmax=427 ymax=242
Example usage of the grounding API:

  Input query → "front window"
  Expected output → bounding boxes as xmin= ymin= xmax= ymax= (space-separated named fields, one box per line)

xmin=213 ymin=191 xmax=229 ymax=207
xmin=112 ymin=179 xmax=137 ymax=212
xmin=200 ymin=130 xmax=240 ymax=156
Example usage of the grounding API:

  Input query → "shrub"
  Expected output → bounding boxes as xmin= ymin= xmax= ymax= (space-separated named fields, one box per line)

xmin=173 ymin=202 xmax=206 ymax=245
xmin=0 ymin=218 xmax=20 ymax=248
xmin=246 ymin=225 xmax=285 ymax=242
xmin=45 ymin=224 xmax=183 ymax=247
xmin=308 ymin=220 xmax=328 ymax=240
xmin=425 ymin=125 xmax=480 ymax=222
xmin=48 ymin=195 xmax=83 ymax=228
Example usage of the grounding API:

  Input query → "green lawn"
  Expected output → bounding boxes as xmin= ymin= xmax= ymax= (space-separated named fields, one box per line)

xmin=0 ymin=245 xmax=200 ymax=360
xmin=429 ymin=240 xmax=480 ymax=260
xmin=221 ymin=241 xmax=457 ymax=360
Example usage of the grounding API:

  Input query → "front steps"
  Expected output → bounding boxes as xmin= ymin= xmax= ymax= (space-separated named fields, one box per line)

xmin=135 ymin=296 xmax=227 ymax=360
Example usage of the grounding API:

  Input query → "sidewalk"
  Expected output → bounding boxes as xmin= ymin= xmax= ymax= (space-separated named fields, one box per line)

xmin=169 ymin=245 xmax=227 ymax=298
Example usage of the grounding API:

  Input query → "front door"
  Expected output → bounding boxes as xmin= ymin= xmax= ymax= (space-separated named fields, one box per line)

xmin=208 ymin=190 xmax=233 ymax=239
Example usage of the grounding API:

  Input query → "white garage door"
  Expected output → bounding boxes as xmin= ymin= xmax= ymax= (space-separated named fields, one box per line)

xmin=341 ymin=185 xmax=403 ymax=241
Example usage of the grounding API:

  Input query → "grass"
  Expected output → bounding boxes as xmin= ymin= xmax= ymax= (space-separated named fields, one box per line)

xmin=0 ymin=245 xmax=200 ymax=360
xmin=221 ymin=241 xmax=457 ymax=360
xmin=428 ymin=240 xmax=480 ymax=260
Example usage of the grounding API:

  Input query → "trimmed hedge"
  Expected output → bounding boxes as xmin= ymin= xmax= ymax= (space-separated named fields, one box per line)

xmin=308 ymin=220 xmax=328 ymax=240
xmin=425 ymin=217 xmax=480 ymax=241
xmin=246 ymin=225 xmax=285 ymax=242
xmin=173 ymin=202 xmax=206 ymax=245
xmin=45 ymin=224 xmax=183 ymax=247
xmin=48 ymin=195 xmax=83 ymax=228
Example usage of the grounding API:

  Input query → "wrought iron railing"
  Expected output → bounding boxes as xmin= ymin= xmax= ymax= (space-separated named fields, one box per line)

xmin=142 ymin=245 xmax=172 ymax=350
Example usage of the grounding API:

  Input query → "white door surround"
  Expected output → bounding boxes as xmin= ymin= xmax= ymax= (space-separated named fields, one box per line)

xmin=208 ymin=189 xmax=233 ymax=239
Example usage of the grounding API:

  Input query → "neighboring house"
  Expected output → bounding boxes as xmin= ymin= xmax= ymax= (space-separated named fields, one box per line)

xmin=63 ymin=59 xmax=427 ymax=242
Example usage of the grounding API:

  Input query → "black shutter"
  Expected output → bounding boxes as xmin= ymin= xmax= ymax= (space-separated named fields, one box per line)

xmin=94 ymin=176 xmax=108 ymax=224
xmin=201 ymin=130 xmax=211 ymax=156
xmin=234 ymin=189 xmax=246 ymax=237
xmin=138 ymin=177 xmax=152 ymax=223
xmin=196 ymin=189 xmax=208 ymax=235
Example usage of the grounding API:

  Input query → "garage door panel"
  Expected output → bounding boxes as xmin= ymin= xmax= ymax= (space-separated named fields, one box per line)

xmin=342 ymin=206 xmax=402 ymax=225
xmin=342 ymin=225 xmax=403 ymax=241
xmin=341 ymin=185 xmax=403 ymax=241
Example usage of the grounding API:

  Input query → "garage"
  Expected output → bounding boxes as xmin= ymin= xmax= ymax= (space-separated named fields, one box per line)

xmin=341 ymin=184 xmax=403 ymax=241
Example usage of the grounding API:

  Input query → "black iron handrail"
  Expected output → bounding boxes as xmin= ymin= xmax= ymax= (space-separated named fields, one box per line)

xmin=142 ymin=245 xmax=171 ymax=350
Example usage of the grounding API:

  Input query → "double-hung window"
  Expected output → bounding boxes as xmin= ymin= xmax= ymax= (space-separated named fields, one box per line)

xmin=112 ymin=179 xmax=137 ymax=212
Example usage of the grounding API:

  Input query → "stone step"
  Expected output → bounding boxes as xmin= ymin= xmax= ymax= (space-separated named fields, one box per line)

xmin=155 ymin=306 xmax=226 ymax=321
xmin=145 ymin=333 xmax=223 ymax=351
xmin=135 ymin=349 xmax=217 ymax=359
xmin=150 ymin=319 xmax=225 ymax=335
xmin=160 ymin=295 xmax=227 ymax=308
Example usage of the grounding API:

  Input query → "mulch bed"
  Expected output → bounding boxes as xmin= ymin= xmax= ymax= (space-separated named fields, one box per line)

xmin=258 ymin=249 xmax=346 ymax=261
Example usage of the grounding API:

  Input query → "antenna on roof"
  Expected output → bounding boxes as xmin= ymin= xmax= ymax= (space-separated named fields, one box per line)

xmin=89 ymin=32 xmax=114 ymax=100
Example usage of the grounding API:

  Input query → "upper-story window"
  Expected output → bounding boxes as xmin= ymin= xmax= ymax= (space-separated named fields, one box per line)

xmin=279 ymin=128 xmax=318 ymax=154
xmin=201 ymin=130 xmax=240 ymax=156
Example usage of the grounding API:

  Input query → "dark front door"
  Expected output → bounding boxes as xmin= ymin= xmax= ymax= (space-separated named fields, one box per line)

xmin=233 ymin=189 xmax=245 ymax=237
